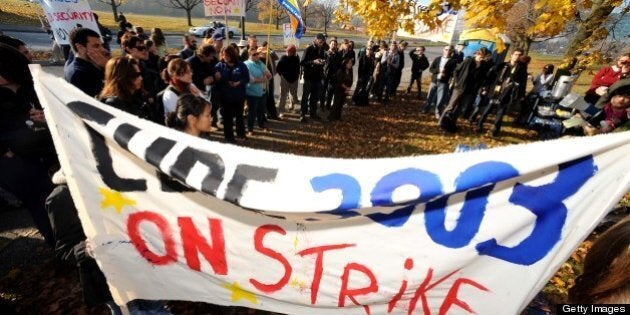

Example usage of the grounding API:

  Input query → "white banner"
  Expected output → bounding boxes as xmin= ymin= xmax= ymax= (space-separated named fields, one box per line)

xmin=204 ymin=0 xmax=246 ymax=17
xmin=32 ymin=65 xmax=630 ymax=314
xmin=283 ymin=23 xmax=299 ymax=47
xmin=37 ymin=0 xmax=101 ymax=45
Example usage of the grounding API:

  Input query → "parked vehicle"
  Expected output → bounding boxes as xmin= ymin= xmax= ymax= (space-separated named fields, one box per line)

xmin=188 ymin=21 xmax=237 ymax=38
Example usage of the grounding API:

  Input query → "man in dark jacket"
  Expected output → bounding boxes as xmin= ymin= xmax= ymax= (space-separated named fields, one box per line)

xmin=406 ymin=46 xmax=429 ymax=98
xmin=276 ymin=44 xmax=301 ymax=115
xmin=321 ymin=39 xmax=342 ymax=111
xmin=422 ymin=45 xmax=457 ymax=118
xmin=475 ymin=48 xmax=528 ymax=136
xmin=439 ymin=47 xmax=490 ymax=132
xmin=300 ymin=33 xmax=327 ymax=122
xmin=64 ymin=28 xmax=109 ymax=97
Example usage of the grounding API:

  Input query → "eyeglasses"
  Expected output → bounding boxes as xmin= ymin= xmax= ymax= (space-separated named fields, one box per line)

xmin=252 ymin=53 xmax=260 ymax=56
xmin=134 ymin=46 xmax=146 ymax=51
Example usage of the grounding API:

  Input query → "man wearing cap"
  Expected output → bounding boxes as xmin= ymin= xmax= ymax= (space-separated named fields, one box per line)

xmin=299 ymin=33 xmax=327 ymax=122
xmin=211 ymin=30 xmax=224 ymax=52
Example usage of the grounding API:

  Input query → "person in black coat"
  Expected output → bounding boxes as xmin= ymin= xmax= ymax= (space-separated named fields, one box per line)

xmin=439 ymin=47 xmax=491 ymax=132
xmin=352 ymin=44 xmax=376 ymax=105
xmin=276 ymin=44 xmax=301 ymax=114
xmin=406 ymin=46 xmax=429 ymax=98
xmin=0 ymin=44 xmax=56 ymax=246
xmin=300 ymin=33 xmax=327 ymax=122
xmin=474 ymin=48 xmax=528 ymax=136
xmin=98 ymin=57 xmax=149 ymax=118
xmin=321 ymin=40 xmax=342 ymax=111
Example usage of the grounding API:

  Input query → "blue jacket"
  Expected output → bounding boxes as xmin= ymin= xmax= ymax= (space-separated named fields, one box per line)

xmin=215 ymin=61 xmax=249 ymax=104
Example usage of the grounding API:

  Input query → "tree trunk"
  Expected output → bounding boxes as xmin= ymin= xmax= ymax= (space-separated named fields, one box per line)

xmin=323 ymin=20 xmax=327 ymax=35
xmin=110 ymin=0 xmax=119 ymax=22
xmin=564 ymin=0 xmax=616 ymax=59
xmin=186 ymin=8 xmax=193 ymax=26
xmin=523 ymin=37 xmax=532 ymax=55
xmin=240 ymin=16 xmax=246 ymax=40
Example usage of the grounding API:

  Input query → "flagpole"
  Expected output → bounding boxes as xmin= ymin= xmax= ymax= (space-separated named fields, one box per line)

xmin=224 ymin=5 xmax=229 ymax=46
xmin=265 ymin=0 xmax=273 ymax=69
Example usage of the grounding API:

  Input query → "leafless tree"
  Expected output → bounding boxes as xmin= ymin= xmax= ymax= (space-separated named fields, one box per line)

xmin=97 ymin=0 xmax=124 ymax=22
xmin=158 ymin=0 xmax=203 ymax=27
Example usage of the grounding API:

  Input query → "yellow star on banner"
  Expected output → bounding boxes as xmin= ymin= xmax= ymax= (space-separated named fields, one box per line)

xmin=99 ymin=187 xmax=136 ymax=214
xmin=221 ymin=281 xmax=258 ymax=304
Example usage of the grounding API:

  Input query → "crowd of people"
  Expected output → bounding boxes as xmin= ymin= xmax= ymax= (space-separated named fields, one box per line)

xmin=1 ymin=22 xmax=630 ymax=313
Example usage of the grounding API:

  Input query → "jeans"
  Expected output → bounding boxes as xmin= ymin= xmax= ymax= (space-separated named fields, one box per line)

xmin=246 ymin=95 xmax=266 ymax=131
xmin=278 ymin=76 xmax=299 ymax=113
xmin=423 ymin=81 xmax=449 ymax=116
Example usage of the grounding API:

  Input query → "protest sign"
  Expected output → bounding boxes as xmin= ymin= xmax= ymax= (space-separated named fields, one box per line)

xmin=283 ymin=23 xmax=299 ymax=47
xmin=37 ymin=0 xmax=100 ymax=45
xmin=32 ymin=65 xmax=630 ymax=314
xmin=204 ymin=0 xmax=246 ymax=17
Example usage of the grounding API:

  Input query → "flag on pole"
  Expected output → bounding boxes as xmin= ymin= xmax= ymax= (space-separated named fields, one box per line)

xmin=277 ymin=0 xmax=305 ymax=39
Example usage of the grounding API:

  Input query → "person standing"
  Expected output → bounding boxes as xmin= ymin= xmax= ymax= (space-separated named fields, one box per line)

xmin=150 ymin=28 xmax=169 ymax=57
xmin=474 ymin=48 xmax=528 ymax=136
xmin=328 ymin=58 xmax=354 ymax=121
xmin=276 ymin=44 xmax=300 ymax=115
xmin=422 ymin=45 xmax=457 ymax=118
xmin=406 ymin=46 xmax=429 ymax=98
xmin=321 ymin=39 xmax=342 ymax=111
xmin=353 ymin=44 xmax=376 ymax=106
xmin=177 ymin=35 xmax=197 ymax=59
xmin=439 ymin=47 xmax=490 ymax=132
xmin=383 ymin=42 xmax=400 ymax=104
xmin=0 ymin=44 xmax=56 ymax=246
xmin=98 ymin=57 xmax=148 ymax=118
xmin=215 ymin=46 xmax=250 ymax=143
xmin=258 ymin=42 xmax=280 ymax=120
xmin=244 ymin=48 xmax=272 ymax=135
xmin=64 ymin=28 xmax=110 ymax=97
xmin=300 ymin=33 xmax=327 ymax=122
xmin=393 ymin=41 xmax=407 ymax=95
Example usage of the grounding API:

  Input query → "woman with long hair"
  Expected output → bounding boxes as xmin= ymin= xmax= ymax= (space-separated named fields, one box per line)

xmin=215 ymin=45 xmax=249 ymax=143
xmin=157 ymin=58 xmax=205 ymax=122
xmin=98 ymin=56 xmax=148 ymax=118
xmin=150 ymin=27 xmax=168 ymax=57
xmin=328 ymin=57 xmax=354 ymax=121
xmin=569 ymin=217 xmax=630 ymax=303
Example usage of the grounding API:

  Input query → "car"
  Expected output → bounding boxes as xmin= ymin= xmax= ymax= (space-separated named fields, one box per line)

xmin=188 ymin=21 xmax=238 ymax=39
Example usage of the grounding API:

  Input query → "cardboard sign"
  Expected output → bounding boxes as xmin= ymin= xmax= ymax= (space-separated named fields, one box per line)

xmin=37 ymin=0 xmax=101 ymax=45
xmin=204 ymin=0 xmax=246 ymax=17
